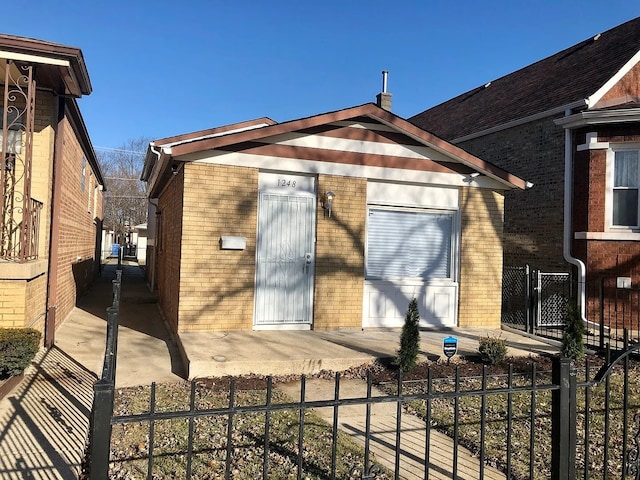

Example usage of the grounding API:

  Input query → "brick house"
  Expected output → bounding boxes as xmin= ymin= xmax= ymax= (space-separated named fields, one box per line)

xmin=141 ymin=101 xmax=526 ymax=334
xmin=410 ymin=17 xmax=640 ymax=330
xmin=0 ymin=35 xmax=104 ymax=346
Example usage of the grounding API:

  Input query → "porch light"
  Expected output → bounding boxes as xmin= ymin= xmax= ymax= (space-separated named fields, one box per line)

xmin=1 ymin=110 xmax=23 ymax=155
xmin=322 ymin=191 xmax=336 ymax=218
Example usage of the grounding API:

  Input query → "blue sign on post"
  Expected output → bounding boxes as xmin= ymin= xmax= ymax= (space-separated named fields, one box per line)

xmin=443 ymin=336 xmax=458 ymax=364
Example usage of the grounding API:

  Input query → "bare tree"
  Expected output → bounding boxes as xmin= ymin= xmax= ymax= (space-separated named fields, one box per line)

xmin=97 ymin=137 xmax=149 ymax=245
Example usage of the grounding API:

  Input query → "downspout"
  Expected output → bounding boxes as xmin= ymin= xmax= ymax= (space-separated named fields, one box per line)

xmin=45 ymin=95 xmax=66 ymax=348
xmin=562 ymin=108 xmax=587 ymax=324
xmin=147 ymin=143 xmax=162 ymax=292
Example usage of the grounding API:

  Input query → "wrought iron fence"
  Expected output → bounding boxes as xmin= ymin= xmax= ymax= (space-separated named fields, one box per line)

xmin=86 ymin=269 xmax=640 ymax=479
xmin=502 ymin=266 xmax=572 ymax=339
xmin=503 ymin=265 xmax=640 ymax=352
xmin=1 ymin=59 xmax=38 ymax=262
xmin=586 ymin=276 xmax=640 ymax=350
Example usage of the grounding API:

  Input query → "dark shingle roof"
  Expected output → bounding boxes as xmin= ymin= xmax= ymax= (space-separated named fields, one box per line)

xmin=409 ymin=17 xmax=640 ymax=140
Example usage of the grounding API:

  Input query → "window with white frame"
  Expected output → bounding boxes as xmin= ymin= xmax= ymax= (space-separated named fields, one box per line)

xmin=366 ymin=207 xmax=454 ymax=280
xmin=612 ymin=149 xmax=640 ymax=228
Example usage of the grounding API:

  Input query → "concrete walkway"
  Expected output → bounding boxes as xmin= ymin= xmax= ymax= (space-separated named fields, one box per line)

xmin=0 ymin=260 xmax=559 ymax=479
xmin=278 ymin=378 xmax=505 ymax=480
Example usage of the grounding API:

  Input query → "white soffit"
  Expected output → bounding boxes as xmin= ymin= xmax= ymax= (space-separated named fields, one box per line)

xmin=0 ymin=49 xmax=70 ymax=67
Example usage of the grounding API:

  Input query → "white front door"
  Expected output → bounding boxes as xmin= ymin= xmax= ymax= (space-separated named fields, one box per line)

xmin=254 ymin=173 xmax=316 ymax=328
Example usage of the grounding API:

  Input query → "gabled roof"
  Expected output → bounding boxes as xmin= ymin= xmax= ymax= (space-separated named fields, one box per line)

xmin=0 ymin=34 xmax=91 ymax=97
xmin=410 ymin=16 xmax=640 ymax=140
xmin=142 ymin=103 xmax=528 ymax=196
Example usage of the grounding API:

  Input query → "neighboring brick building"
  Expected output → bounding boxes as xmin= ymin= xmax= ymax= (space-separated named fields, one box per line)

xmin=141 ymin=102 xmax=526 ymax=339
xmin=0 ymin=35 xmax=104 ymax=346
xmin=410 ymin=17 xmax=640 ymax=331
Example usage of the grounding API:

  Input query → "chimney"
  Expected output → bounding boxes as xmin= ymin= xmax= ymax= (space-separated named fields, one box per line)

xmin=376 ymin=70 xmax=392 ymax=111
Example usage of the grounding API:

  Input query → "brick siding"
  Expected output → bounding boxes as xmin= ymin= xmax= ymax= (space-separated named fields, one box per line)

xmin=0 ymin=93 xmax=103 ymax=330
xmin=314 ymin=175 xmax=366 ymax=330
xmin=53 ymin=104 xmax=103 ymax=327
xmin=598 ymin=62 xmax=640 ymax=104
xmin=157 ymin=168 xmax=185 ymax=333
xmin=458 ymin=188 xmax=505 ymax=328
xmin=459 ymin=116 xmax=567 ymax=271
xmin=177 ymin=163 xmax=258 ymax=332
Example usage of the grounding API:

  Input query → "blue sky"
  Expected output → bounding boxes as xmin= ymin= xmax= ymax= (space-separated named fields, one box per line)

xmin=4 ymin=1 xmax=640 ymax=151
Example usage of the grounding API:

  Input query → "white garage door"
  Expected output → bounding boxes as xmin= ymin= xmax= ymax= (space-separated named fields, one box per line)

xmin=363 ymin=207 xmax=458 ymax=328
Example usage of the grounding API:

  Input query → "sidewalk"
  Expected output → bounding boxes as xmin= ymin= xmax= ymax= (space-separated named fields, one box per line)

xmin=0 ymin=260 xmax=559 ymax=478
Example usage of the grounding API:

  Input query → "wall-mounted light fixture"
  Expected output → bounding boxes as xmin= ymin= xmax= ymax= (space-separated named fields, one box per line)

xmin=463 ymin=172 xmax=481 ymax=183
xmin=1 ymin=110 xmax=23 ymax=156
xmin=171 ymin=163 xmax=179 ymax=175
xmin=322 ymin=191 xmax=336 ymax=218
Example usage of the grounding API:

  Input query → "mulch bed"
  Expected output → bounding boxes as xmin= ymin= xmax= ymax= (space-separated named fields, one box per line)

xmin=191 ymin=353 xmax=593 ymax=392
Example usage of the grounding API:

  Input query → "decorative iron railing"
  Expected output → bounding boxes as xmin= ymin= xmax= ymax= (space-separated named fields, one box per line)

xmin=1 ymin=58 xmax=37 ymax=262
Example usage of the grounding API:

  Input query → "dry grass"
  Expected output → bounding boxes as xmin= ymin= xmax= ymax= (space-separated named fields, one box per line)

xmin=108 ymin=381 xmax=390 ymax=479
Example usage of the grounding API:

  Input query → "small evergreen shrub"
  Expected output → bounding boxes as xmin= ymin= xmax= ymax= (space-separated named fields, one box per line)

xmin=0 ymin=328 xmax=41 ymax=378
xmin=561 ymin=302 xmax=586 ymax=361
xmin=395 ymin=298 xmax=421 ymax=372
xmin=478 ymin=336 xmax=508 ymax=365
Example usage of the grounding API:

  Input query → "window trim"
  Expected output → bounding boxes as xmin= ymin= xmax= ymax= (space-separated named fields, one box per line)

xmin=606 ymin=144 xmax=640 ymax=231
xmin=365 ymin=205 xmax=458 ymax=282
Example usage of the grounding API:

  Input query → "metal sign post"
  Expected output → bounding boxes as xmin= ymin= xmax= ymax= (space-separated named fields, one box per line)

xmin=443 ymin=336 xmax=458 ymax=365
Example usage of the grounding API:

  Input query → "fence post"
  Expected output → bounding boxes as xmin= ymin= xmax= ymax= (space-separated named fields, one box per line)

xmin=89 ymin=379 xmax=115 ymax=480
xmin=525 ymin=264 xmax=532 ymax=333
xmin=599 ymin=277 xmax=605 ymax=350
xmin=88 ymin=297 xmax=120 ymax=478
xmin=551 ymin=356 xmax=577 ymax=480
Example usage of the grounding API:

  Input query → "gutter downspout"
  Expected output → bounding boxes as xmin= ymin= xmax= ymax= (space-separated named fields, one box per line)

xmin=562 ymin=108 xmax=587 ymax=324
xmin=45 ymin=95 xmax=65 ymax=348
xmin=147 ymin=143 xmax=162 ymax=292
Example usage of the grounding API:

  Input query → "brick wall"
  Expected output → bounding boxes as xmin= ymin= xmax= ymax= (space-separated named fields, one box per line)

xmin=314 ymin=175 xmax=366 ymax=330
xmin=598 ymin=62 xmax=640 ymax=103
xmin=458 ymin=188 xmax=505 ymax=328
xmin=157 ymin=169 xmax=185 ymax=333
xmin=24 ymin=274 xmax=48 ymax=333
xmin=177 ymin=163 xmax=258 ymax=332
xmin=0 ymin=282 xmax=26 ymax=328
xmin=51 ymin=107 xmax=101 ymax=327
xmin=459 ymin=116 xmax=567 ymax=271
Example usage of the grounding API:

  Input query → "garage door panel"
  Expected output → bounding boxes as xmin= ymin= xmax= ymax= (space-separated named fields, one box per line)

xmin=363 ymin=282 xmax=457 ymax=328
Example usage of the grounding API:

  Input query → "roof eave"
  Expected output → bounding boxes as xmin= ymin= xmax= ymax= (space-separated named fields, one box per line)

xmin=0 ymin=35 xmax=91 ymax=96
xmin=368 ymin=108 xmax=529 ymax=190
xmin=554 ymin=108 xmax=640 ymax=129
xmin=155 ymin=103 xmax=528 ymax=191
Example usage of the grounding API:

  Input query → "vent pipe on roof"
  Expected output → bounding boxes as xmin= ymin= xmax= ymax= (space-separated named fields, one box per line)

xmin=376 ymin=70 xmax=392 ymax=111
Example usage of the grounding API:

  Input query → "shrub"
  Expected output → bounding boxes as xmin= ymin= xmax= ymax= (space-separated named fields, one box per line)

xmin=395 ymin=298 xmax=420 ymax=372
xmin=561 ymin=302 xmax=585 ymax=361
xmin=0 ymin=328 xmax=41 ymax=378
xmin=478 ymin=336 xmax=508 ymax=365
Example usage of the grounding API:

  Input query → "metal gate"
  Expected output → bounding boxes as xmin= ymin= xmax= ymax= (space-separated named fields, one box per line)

xmin=535 ymin=271 xmax=571 ymax=327
xmin=502 ymin=265 xmax=571 ymax=337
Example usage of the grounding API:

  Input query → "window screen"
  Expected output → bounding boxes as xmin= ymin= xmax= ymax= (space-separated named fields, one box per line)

xmin=366 ymin=208 xmax=453 ymax=279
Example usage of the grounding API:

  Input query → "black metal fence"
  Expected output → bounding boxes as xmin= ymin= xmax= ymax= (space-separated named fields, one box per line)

xmin=503 ymin=266 xmax=640 ymax=351
xmin=586 ymin=276 xmax=640 ymax=350
xmin=87 ymin=268 xmax=121 ymax=477
xmin=86 ymin=269 xmax=640 ymax=479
